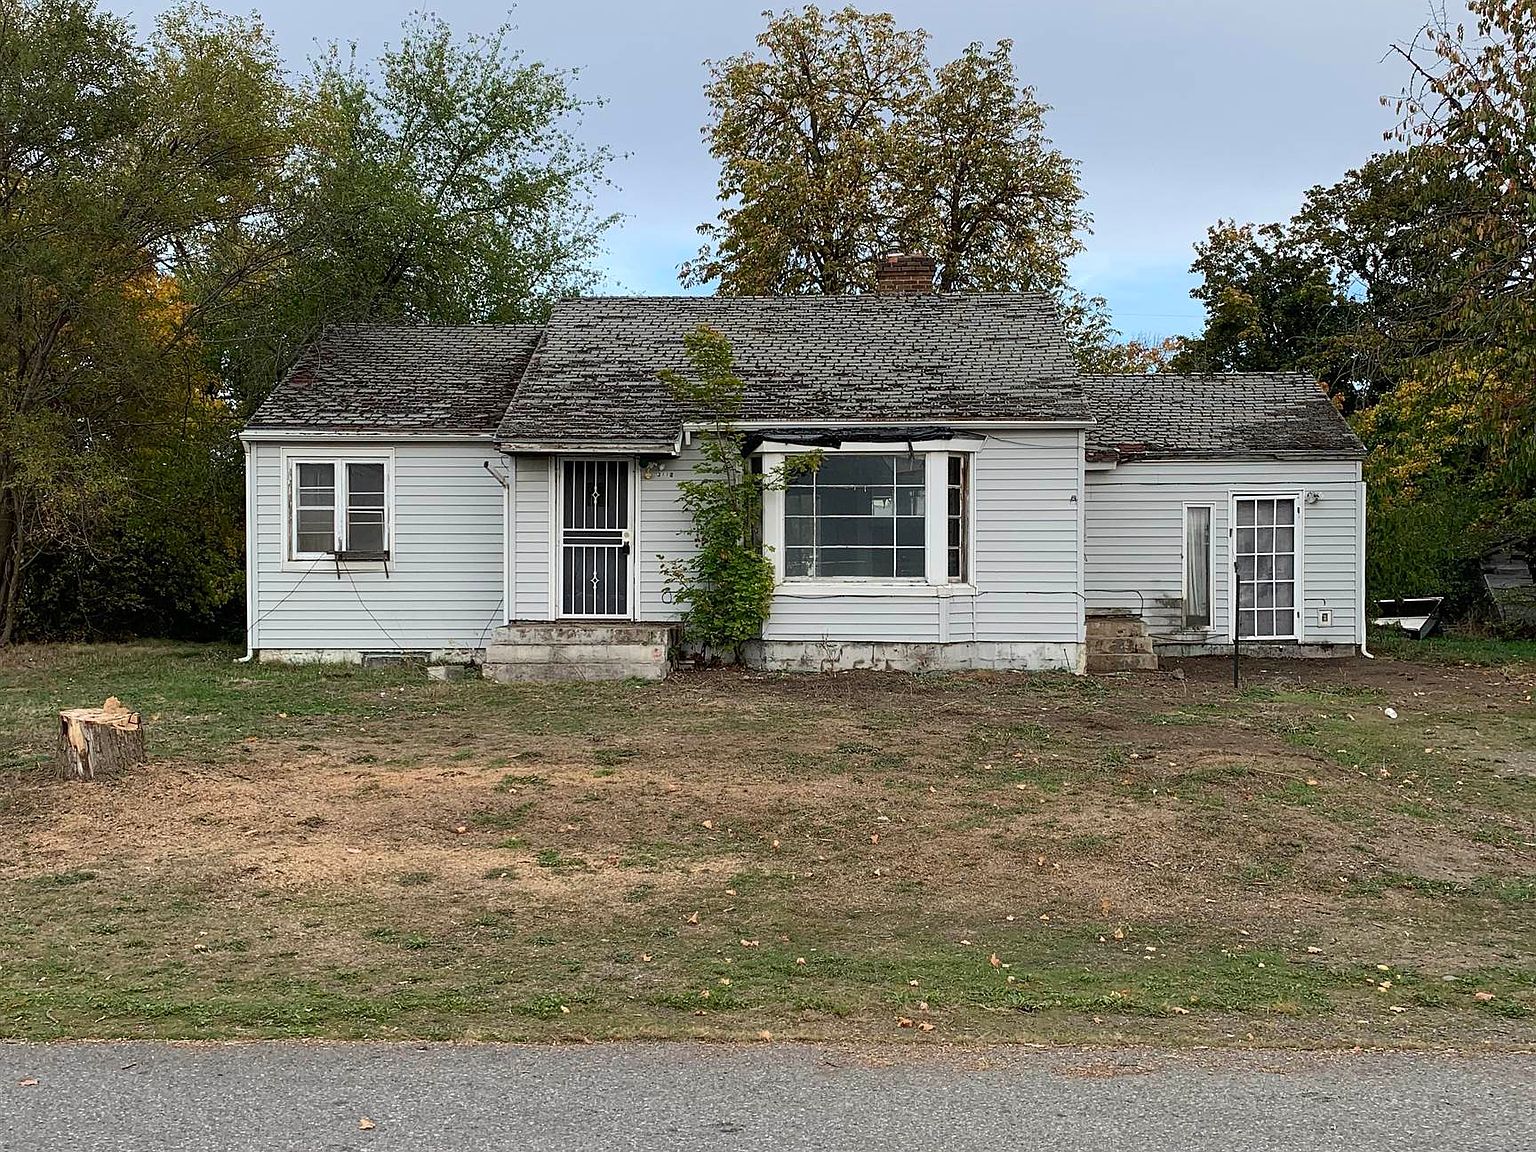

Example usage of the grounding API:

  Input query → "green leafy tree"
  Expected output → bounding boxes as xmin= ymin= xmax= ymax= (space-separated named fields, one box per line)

xmin=0 ymin=0 xmax=292 ymax=642
xmin=193 ymin=12 xmax=616 ymax=420
xmin=682 ymin=5 xmax=1086 ymax=298
xmin=659 ymin=326 xmax=817 ymax=660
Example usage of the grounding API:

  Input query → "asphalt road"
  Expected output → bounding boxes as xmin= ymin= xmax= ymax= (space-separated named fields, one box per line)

xmin=2 ymin=1042 xmax=1532 ymax=1151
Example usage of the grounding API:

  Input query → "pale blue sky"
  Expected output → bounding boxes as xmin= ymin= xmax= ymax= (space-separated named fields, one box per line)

xmin=107 ymin=0 xmax=1442 ymax=340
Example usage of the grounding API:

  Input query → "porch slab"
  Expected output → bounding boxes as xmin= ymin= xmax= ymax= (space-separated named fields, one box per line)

xmin=483 ymin=622 xmax=679 ymax=683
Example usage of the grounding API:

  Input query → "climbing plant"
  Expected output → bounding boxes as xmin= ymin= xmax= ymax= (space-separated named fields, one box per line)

xmin=660 ymin=325 xmax=817 ymax=660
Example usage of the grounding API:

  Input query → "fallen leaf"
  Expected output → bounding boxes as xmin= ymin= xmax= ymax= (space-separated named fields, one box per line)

xmin=701 ymin=820 xmax=713 ymax=830
xmin=795 ymin=956 xmax=806 ymax=965
xmin=1306 ymin=946 xmax=1324 ymax=955
xmin=869 ymin=833 xmax=879 ymax=844
xmin=559 ymin=1005 xmax=570 ymax=1014
xmin=685 ymin=911 xmax=700 ymax=925
xmin=917 ymin=1022 xmax=935 ymax=1033
xmin=1384 ymin=707 xmax=1399 ymax=720
xmin=897 ymin=1017 xmax=914 ymax=1028
xmin=358 ymin=1118 xmax=375 ymax=1131
xmin=639 ymin=953 xmax=652 ymax=962
xmin=18 ymin=1079 xmax=38 ymax=1087
xmin=907 ymin=979 xmax=919 ymax=987
xmin=740 ymin=939 xmax=759 ymax=948
xmin=757 ymin=1030 xmax=773 ymax=1042
xmin=453 ymin=825 xmax=468 ymax=835
xmin=1474 ymin=991 xmax=1496 ymax=1002
xmin=989 ymin=953 xmax=1001 ymax=967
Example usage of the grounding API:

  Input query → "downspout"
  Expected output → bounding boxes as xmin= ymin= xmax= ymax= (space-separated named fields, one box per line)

xmin=236 ymin=439 xmax=257 ymax=663
xmin=1357 ymin=476 xmax=1373 ymax=659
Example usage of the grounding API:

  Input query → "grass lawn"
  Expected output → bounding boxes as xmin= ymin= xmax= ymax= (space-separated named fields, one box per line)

xmin=1 ymin=642 xmax=1532 ymax=1048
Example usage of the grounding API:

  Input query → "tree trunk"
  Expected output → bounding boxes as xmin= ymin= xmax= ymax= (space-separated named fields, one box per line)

xmin=57 ymin=697 xmax=146 ymax=781
xmin=0 ymin=478 xmax=19 ymax=646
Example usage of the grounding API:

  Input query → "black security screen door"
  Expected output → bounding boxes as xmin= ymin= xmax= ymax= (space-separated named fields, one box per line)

xmin=560 ymin=459 xmax=631 ymax=618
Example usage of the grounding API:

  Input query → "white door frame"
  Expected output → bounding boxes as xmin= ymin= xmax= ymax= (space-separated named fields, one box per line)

xmin=550 ymin=456 xmax=637 ymax=620
xmin=1227 ymin=491 xmax=1304 ymax=642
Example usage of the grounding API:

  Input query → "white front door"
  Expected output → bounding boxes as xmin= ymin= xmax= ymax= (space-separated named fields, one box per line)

xmin=557 ymin=458 xmax=633 ymax=618
xmin=1232 ymin=495 xmax=1300 ymax=640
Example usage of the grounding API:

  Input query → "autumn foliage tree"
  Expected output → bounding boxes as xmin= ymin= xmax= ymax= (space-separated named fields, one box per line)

xmin=683 ymin=5 xmax=1087 ymax=298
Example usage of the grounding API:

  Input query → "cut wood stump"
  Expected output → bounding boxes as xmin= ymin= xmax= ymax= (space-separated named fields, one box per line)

xmin=57 ymin=696 xmax=145 ymax=781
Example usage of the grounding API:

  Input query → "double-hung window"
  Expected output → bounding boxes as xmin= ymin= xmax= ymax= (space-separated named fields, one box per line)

xmin=287 ymin=456 xmax=392 ymax=561
xmin=780 ymin=450 xmax=971 ymax=584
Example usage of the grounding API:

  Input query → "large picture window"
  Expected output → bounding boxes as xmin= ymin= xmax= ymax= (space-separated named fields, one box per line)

xmin=779 ymin=450 xmax=972 ymax=584
xmin=784 ymin=454 xmax=926 ymax=579
xmin=287 ymin=456 xmax=392 ymax=561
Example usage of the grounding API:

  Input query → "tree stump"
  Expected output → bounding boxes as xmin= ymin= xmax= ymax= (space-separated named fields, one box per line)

xmin=57 ymin=697 xmax=145 ymax=781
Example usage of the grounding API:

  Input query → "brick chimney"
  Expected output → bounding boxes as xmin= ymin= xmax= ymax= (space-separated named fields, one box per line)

xmin=875 ymin=252 xmax=937 ymax=294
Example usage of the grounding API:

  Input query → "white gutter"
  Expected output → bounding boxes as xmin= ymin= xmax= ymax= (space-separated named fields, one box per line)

xmin=237 ymin=440 xmax=257 ymax=663
xmin=685 ymin=418 xmax=1096 ymax=432
xmin=239 ymin=428 xmax=494 ymax=443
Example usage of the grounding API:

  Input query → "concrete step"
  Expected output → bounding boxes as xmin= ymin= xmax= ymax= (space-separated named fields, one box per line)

xmin=485 ymin=642 xmax=667 ymax=665
xmin=1085 ymin=617 xmax=1147 ymax=640
xmin=485 ymin=661 xmax=667 ymax=683
xmin=1087 ymin=636 xmax=1155 ymax=656
xmin=493 ymin=622 xmax=676 ymax=647
xmin=1087 ymin=652 xmax=1161 ymax=674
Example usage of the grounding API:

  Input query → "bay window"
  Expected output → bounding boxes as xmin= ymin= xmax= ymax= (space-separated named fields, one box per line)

xmin=287 ymin=455 xmax=393 ymax=561
xmin=776 ymin=449 xmax=972 ymax=585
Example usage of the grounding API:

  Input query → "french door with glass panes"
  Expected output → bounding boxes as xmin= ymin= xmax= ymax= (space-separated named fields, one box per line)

xmin=1231 ymin=495 xmax=1300 ymax=640
xmin=557 ymin=458 xmax=632 ymax=619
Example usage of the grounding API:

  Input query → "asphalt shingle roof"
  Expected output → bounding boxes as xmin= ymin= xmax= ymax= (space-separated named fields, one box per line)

xmin=495 ymin=294 xmax=1086 ymax=448
xmin=248 ymin=325 xmax=543 ymax=433
xmin=1080 ymin=373 xmax=1365 ymax=460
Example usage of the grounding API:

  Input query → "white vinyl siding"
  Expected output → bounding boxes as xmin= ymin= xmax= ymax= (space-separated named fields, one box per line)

xmin=1084 ymin=459 xmax=1362 ymax=645
xmin=250 ymin=440 xmax=505 ymax=652
xmin=510 ymin=430 xmax=1082 ymax=661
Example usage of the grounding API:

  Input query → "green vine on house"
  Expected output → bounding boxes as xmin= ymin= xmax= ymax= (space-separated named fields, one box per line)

xmin=659 ymin=325 xmax=818 ymax=661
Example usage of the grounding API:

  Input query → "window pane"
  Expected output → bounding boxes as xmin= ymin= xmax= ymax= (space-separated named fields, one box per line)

xmin=784 ymin=547 xmax=814 ymax=577
xmin=895 ymin=456 xmax=925 ymax=484
xmin=817 ymin=486 xmax=888 ymax=516
xmin=1276 ymin=554 xmax=1295 ymax=580
xmin=895 ymin=488 xmax=925 ymax=516
xmin=1239 ymin=609 xmax=1257 ymax=637
xmin=298 ymin=462 xmax=334 ymax=490
xmin=818 ymin=516 xmax=893 ymax=547
xmin=1237 ymin=528 xmax=1255 ymax=554
xmin=1256 ymin=582 xmax=1275 ymax=609
xmin=296 ymin=508 xmax=333 ymax=554
xmin=895 ymin=516 xmax=925 ymax=547
xmin=1256 ymin=554 xmax=1274 ymax=582
xmin=347 ymin=463 xmax=385 ymax=505
xmin=815 ymin=455 xmax=894 ymax=485
xmin=1275 ymin=526 xmax=1294 ymax=553
xmin=948 ymin=547 xmax=963 ymax=580
xmin=1275 ymin=583 xmax=1294 ymax=609
xmin=1257 ymin=501 xmax=1275 ymax=526
xmin=785 ymin=516 xmax=814 ymax=547
xmin=1236 ymin=555 xmax=1256 ymax=582
xmin=895 ymin=547 xmax=925 ymax=577
xmin=1238 ymin=581 xmax=1256 ymax=609
xmin=785 ymin=487 xmax=814 ymax=516
xmin=1274 ymin=500 xmax=1294 ymax=525
xmin=818 ymin=547 xmax=894 ymax=577
xmin=1237 ymin=502 xmax=1256 ymax=526
xmin=1256 ymin=527 xmax=1274 ymax=554
xmin=347 ymin=515 xmax=385 ymax=554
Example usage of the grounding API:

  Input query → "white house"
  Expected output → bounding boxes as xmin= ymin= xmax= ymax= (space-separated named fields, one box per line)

xmin=240 ymin=256 xmax=1367 ymax=677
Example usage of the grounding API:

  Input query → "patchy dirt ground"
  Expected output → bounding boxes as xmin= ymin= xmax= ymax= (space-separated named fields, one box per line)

xmin=0 ymin=644 xmax=1532 ymax=1046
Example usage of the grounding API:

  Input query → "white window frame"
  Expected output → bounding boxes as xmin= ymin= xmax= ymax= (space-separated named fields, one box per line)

xmin=1227 ymin=491 xmax=1304 ymax=642
xmin=760 ymin=441 xmax=979 ymax=596
xmin=281 ymin=448 xmax=395 ymax=568
xmin=1181 ymin=502 xmax=1216 ymax=632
